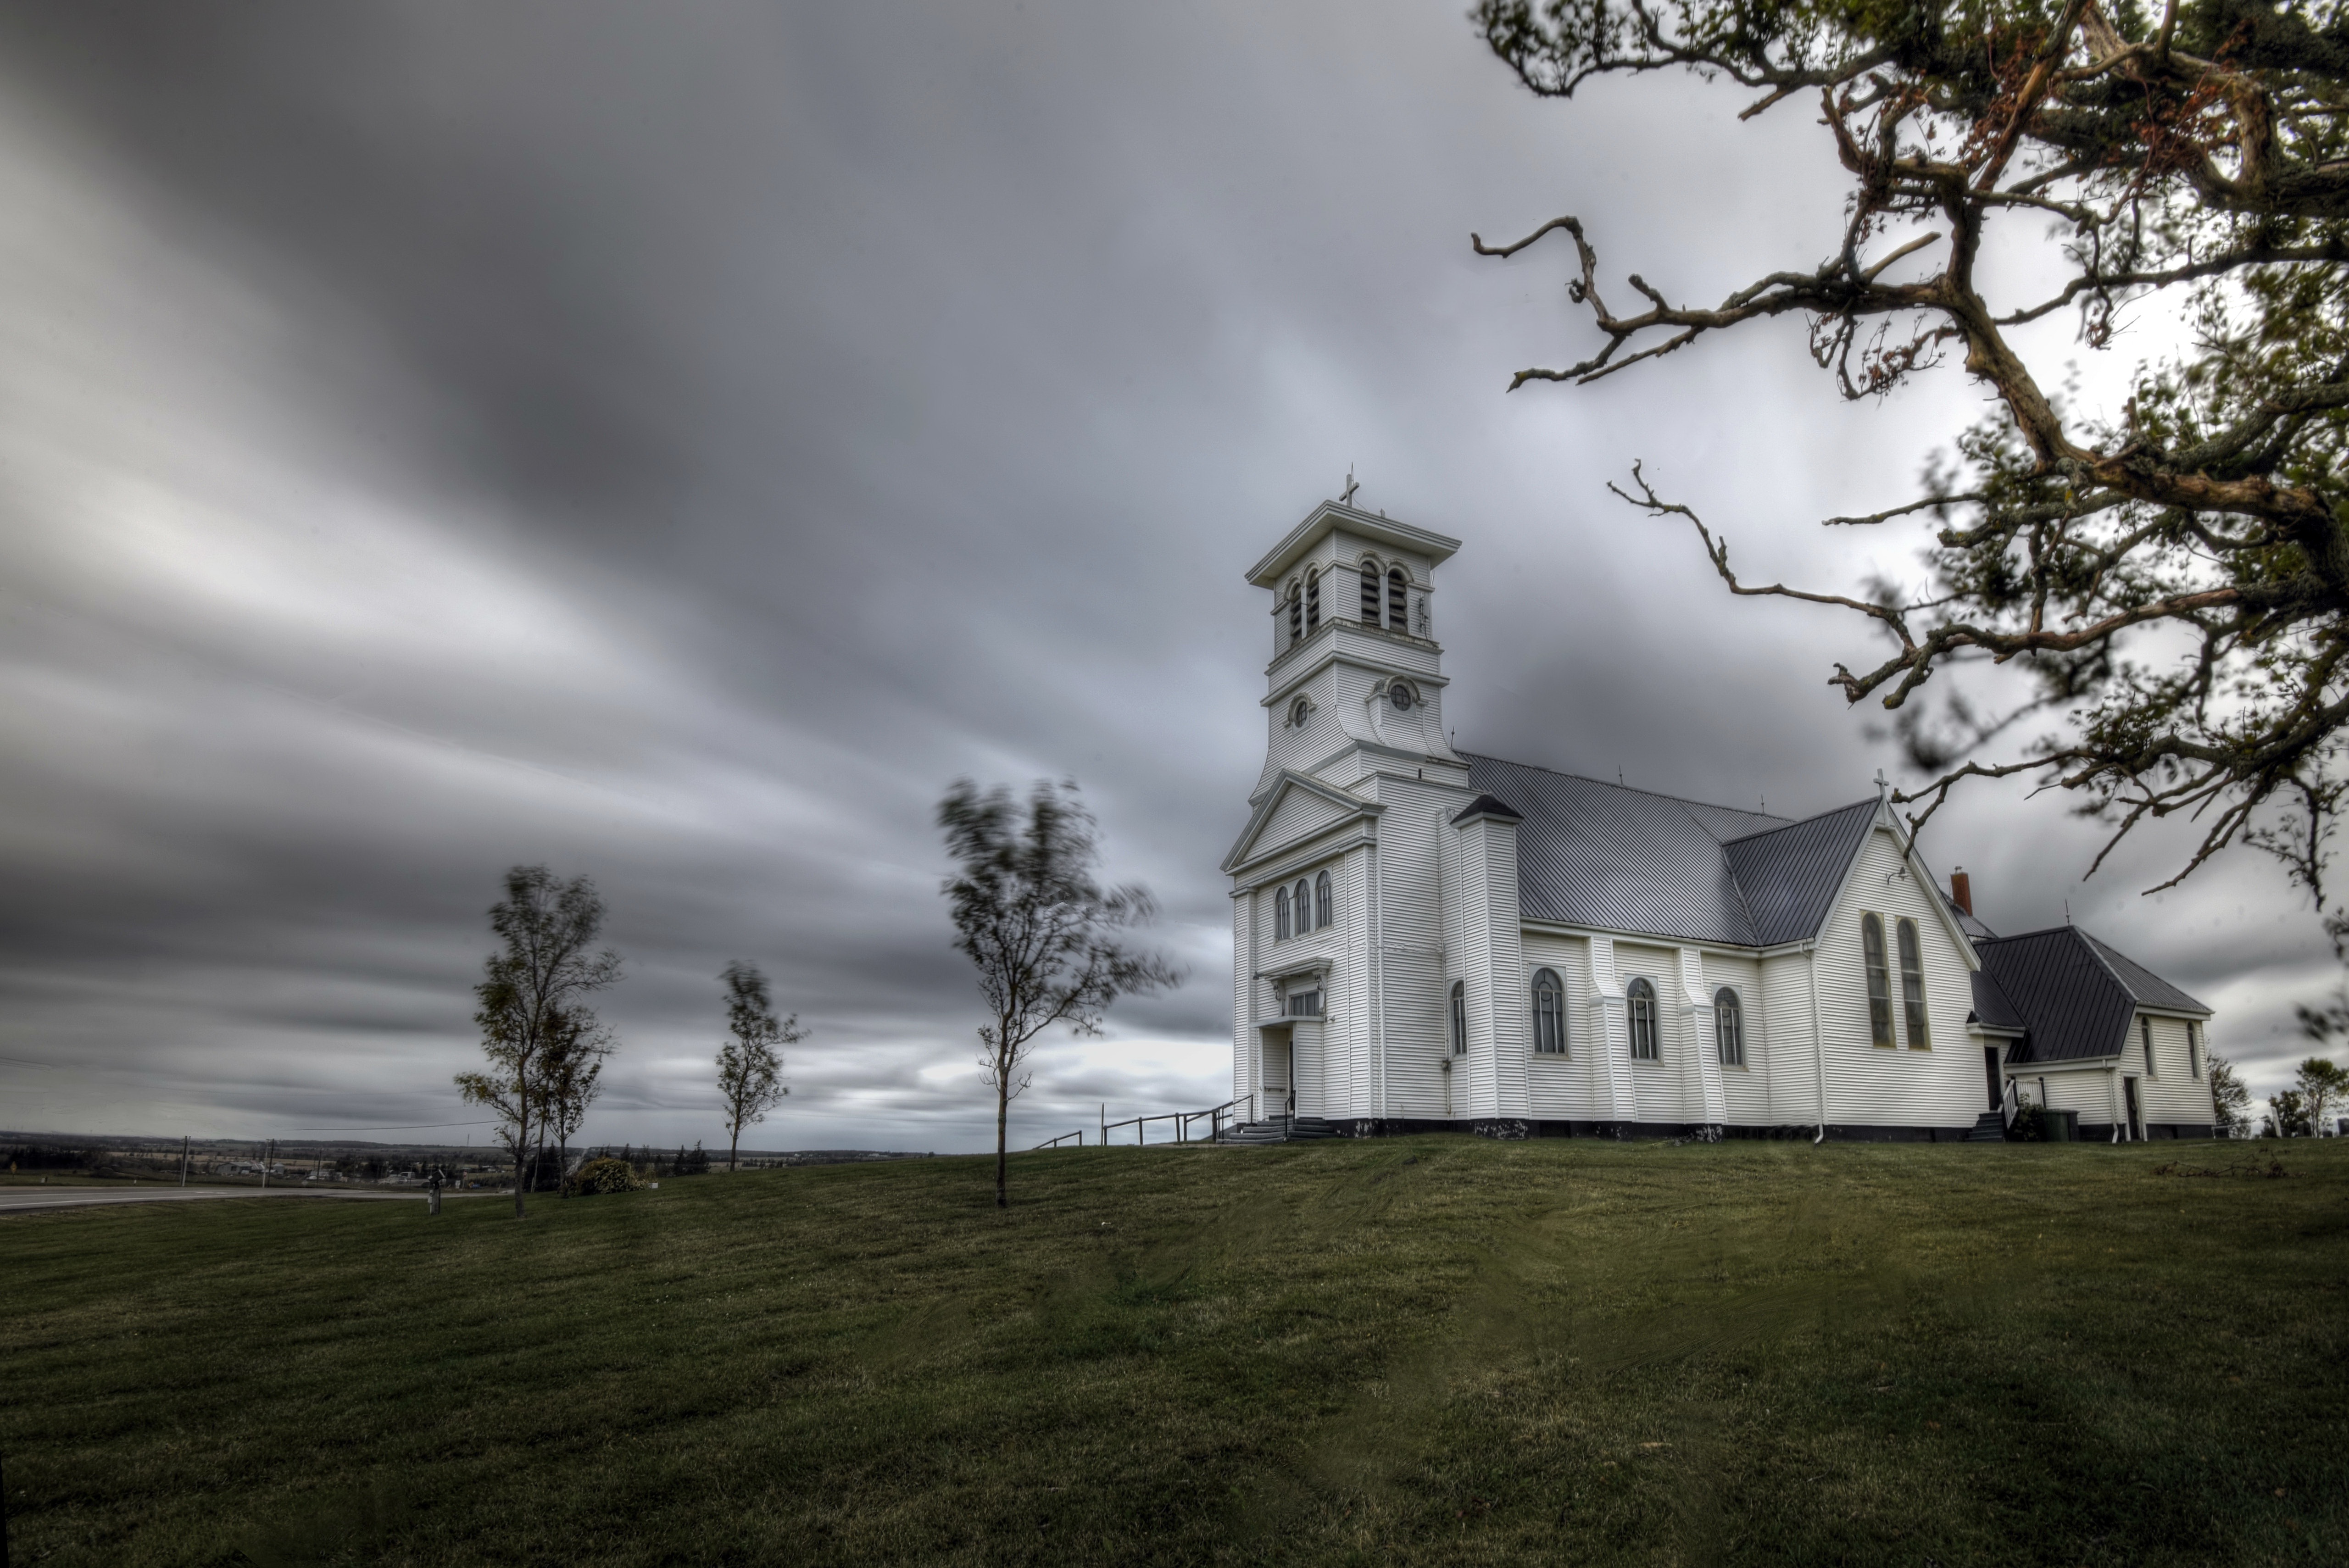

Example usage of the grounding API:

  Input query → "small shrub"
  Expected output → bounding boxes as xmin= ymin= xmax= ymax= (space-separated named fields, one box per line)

xmin=2009 ymin=1105 xmax=2043 ymax=1142
xmin=571 ymin=1157 xmax=646 ymax=1195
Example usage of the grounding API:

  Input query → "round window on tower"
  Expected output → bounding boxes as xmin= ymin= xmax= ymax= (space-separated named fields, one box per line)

xmin=1387 ymin=682 xmax=1415 ymax=711
xmin=1289 ymin=697 xmax=1311 ymax=728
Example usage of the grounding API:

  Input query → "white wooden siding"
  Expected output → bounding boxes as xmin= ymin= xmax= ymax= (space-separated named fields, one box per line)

xmin=1811 ymin=827 xmax=1982 ymax=1127
xmin=1702 ymin=952 xmax=1771 ymax=1123
xmin=2133 ymin=1013 xmax=2217 ymax=1126
xmin=1522 ymin=932 xmax=1599 ymax=1120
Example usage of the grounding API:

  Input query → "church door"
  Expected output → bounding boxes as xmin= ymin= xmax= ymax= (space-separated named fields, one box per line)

xmin=1261 ymin=1030 xmax=1292 ymax=1121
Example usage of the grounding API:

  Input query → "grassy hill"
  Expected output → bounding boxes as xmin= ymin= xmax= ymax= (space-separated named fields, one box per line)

xmin=4 ymin=1136 xmax=2344 ymax=1566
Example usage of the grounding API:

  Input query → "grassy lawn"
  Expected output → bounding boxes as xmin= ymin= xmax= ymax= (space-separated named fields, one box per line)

xmin=3 ymin=1136 xmax=2343 ymax=1567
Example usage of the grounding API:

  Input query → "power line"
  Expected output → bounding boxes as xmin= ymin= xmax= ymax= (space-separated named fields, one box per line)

xmin=272 ymin=1120 xmax=501 ymax=1134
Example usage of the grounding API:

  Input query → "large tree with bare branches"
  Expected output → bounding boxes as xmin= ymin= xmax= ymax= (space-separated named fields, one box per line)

xmin=1475 ymin=0 xmax=2349 ymax=932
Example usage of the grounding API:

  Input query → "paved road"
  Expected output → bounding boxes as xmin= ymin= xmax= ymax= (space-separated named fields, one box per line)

xmin=0 ymin=1185 xmax=428 ymax=1214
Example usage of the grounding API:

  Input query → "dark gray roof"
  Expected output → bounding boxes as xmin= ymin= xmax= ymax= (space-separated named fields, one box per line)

xmin=1975 ymin=925 xmax=2206 ymax=1063
xmin=1968 ymin=968 xmax=2027 ymax=1033
xmin=1461 ymin=753 xmax=1878 ymax=947
xmin=1720 ymin=801 xmax=1881 ymax=946
xmin=1452 ymin=794 xmax=1523 ymax=824
xmin=2081 ymin=931 xmax=2210 ymax=1015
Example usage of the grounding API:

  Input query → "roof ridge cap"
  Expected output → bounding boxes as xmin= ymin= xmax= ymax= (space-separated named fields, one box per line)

xmin=1719 ymin=796 xmax=1878 ymax=847
xmin=1462 ymin=750 xmax=1796 ymax=824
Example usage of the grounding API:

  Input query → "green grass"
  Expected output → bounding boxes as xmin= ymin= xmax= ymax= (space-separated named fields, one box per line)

xmin=4 ymin=1137 xmax=2344 ymax=1567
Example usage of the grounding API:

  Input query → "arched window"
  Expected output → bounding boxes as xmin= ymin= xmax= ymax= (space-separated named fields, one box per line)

xmin=1387 ymin=567 xmax=1407 ymax=630
xmin=2188 ymin=1021 xmax=2202 ymax=1079
xmin=1896 ymin=917 xmax=1930 ymax=1049
xmin=1861 ymin=913 xmax=1894 ymax=1047
xmin=1626 ymin=977 xmax=1658 ymax=1060
xmin=2141 ymin=1016 xmax=2157 ymax=1076
xmin=1715 ymin=988 xmax=1743 ymax=1067
xmin=1360 ymin=559 xmax=1382 ymax=625
xmin=1448 ymin=980 xmax=1468 ymax=1056
xmin=1295 ymin=879 xmax=1312 ymax=934
xmin=1274 ymin=885 xmax=1290 ymax=941
xmin=1306 ymin=569 xmax=1320 ymax=634
xmin=1314 ymin=870 xmax=1332 ymax=930
xmin=1286 ymin=582 xmax=1302 ymax=645
xmin=1531 ymin=968 xmax=1565 ymax=1055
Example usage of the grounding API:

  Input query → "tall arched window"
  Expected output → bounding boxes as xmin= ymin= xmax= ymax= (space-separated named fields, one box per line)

xmin=1714 ymin=988 xmax=1743 ymax=1066
xmin=1626 ymin=977 xmax=1658 ymax=1060
xmin=1274 ymin=885 xmax=1290 ymax=941
xmin=1531 ymin=969 xmax=1565 ymax=1055
xmin=2188 ymin=1021 xmax=2203 ymax=1079
xmin=2141 ymin=1016 xmax=2157 ymax=1076
xmin=1861 ymin=912 xmax=1894 ymax=1047
xmin=1286 ymin=582 xmax=1302 ymax=645
xmin=1896 ymin=917 xmax=1930 ymax=1049
xmin=1360 ymin=559 xmax=1382 ymax=625
xmin=1387 ymin=567 xmax=1407 ymax=630
xmin=1305 ymin=569 xmax=1320 ymax=634
xmin=1294 ymin=879 xmax=1311 ymax=933
xmin=1449 ymin=980 xmax=1468 ymax=1056
xmin=1314 ymin=870 xmax=1332 ymax=930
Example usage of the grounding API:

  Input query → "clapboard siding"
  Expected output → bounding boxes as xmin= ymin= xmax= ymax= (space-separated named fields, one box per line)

xmin=1371 ymin=776 xmax=1465 ymax=1119
xmin=1760 ymin=950 xmax=1816 ymax=1124
xmin=1703 ymin=952 xmax=1771 ymax=1123
xmin=2132 ymin=1013 xmax=2217 ymax=1126
xmin=1813 ymin=828 xmax=1980 ymax=1127
xmin=1614 ymin=942 xmax=1682 ymax=1123
xmin=1258 ymin=788 xmax=1351 ymax=858
xmin=1522 ymin=932 xmax=1598 ymax=1119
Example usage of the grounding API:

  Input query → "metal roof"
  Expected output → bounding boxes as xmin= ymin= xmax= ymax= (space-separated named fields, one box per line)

xmin=2080 ymin=930 xmax=2210 ymax=1015
xmin=1452 ymin=793 xmax=1523 ymax=824
xmin=1968 ymin=968 xmax=2028 ymax=1033
xmin=1462 ymin=754 xmax=1876 ymax=948
xmin=1973 ymin=925 xmax=2207 ymax=1062
xmin=1720 ymin=800 xmax=1881 ymax=946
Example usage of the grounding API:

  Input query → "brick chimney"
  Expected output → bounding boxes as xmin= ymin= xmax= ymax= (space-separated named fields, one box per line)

xmin=1950 ymin=868 xmax=1973 ymax=916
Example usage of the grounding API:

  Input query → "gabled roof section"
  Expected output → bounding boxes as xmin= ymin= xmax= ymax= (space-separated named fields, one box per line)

xmin=1246 ymin=501 xmax=1461 ymax=587
xmin=1452 ymin=794 xmax=1522 ymax=825
xmin=2080 ymin=931 xmax=2211 ymax=1015
xmin=1968 ymin=968 xmax=2028 ymax=1034
xmin=1973 ymin=926 xmax=2146 ymax=1062
xmin=1719 ymin=799 xmax=1881 ymax=947
xmin=1220 ymin=770 xmax=1380 ymax=874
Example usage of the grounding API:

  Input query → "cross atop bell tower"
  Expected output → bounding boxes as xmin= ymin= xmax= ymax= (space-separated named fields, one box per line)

xmin=1243 ymin=497 xmax=1464 ymax=803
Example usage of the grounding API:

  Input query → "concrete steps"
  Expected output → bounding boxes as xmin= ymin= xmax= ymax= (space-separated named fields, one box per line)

xmin=1964 ymin=1110 xmax=2009 ymax=1142
xmin=1218 ymin=1116 xmax=1345 ymax=1145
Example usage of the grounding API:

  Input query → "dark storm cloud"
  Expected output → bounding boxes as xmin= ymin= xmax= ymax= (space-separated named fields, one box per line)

xmin=0 ymin=0 xmax=2326 ymax=1150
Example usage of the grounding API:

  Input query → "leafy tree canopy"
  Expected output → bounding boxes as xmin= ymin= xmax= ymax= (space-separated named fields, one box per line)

xmin=1475 ymin=0 xmax=2349 ymax=928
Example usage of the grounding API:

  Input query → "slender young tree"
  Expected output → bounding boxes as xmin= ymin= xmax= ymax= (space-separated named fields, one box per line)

xmin=716 ymin=960 xmax=800 ymax=1172
xmin=1472 ymin=0 xmax=2349 ymax=923
xmin=938 ymin=778 xmax=1178 ymax=1208
xmin=454 ymin=866 xmax=622 ymax=1218
xmin=541 ymin=1008 xmax=614 ymax=1195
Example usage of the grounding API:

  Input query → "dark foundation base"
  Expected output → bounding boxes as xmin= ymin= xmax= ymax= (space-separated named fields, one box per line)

xmin=1316 ymin=1118 xmax=1989 ymax=1143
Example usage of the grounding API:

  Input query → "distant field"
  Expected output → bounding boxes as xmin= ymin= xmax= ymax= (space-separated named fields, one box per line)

xmin=3 ymin=1137 xmax=2343 ymax=1566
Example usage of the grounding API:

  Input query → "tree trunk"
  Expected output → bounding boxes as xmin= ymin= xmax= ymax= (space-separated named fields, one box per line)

xmin=994 ymin=1049 xmax=1009 ymax=1209
xmin=729 ymin=1127 xmax=740 ymax=1173
xmin=511 ymin=1136 xmax=526 ymax=1220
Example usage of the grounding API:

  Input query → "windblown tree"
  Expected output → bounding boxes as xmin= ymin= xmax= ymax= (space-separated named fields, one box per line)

xmin=1474 ymin=0 xmax=2349 ymax=925
xmin=716 ymin=960 xmax=800 ymax=1172
xmin=541 ymin=1006 xmax=614 ymax=1196
xmin=2208 ymin=1051 xmax=2255 ymax=1133
xmin=938 ymin=778 xmax=1179 ymax=1209
xmin=455 ymin=865 xmax=623 ymax=1218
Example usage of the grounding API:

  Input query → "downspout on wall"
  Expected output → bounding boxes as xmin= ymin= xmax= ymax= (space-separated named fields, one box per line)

xmin=1806 ymin=940 xmax=1828 ymax=1144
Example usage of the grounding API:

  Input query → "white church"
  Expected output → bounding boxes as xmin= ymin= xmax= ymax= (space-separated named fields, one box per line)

xmin=1222 ymin=500 xmax=2222 ymax=1144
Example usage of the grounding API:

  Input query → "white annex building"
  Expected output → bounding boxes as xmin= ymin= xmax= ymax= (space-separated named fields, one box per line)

xmin=1223 ymin=500 xmax=2222 ymax=1144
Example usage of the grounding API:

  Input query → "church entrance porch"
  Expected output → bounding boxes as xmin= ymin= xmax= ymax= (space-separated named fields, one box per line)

xmin=1259 ymin=1027 xmax=1294 ymax=1120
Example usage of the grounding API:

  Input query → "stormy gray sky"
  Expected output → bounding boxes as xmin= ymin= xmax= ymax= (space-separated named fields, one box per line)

xmin=0 ymin=1 xmax=2327 ymax=1152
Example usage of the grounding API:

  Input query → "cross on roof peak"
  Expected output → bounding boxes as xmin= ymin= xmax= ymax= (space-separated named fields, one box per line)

xmin=1340 ymin=468 xmax=1359 ymax=506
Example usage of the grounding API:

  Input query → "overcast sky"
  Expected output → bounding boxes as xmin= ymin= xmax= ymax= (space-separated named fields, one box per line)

xmin=0 ymin=1 xmax=2329 ymax=1153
